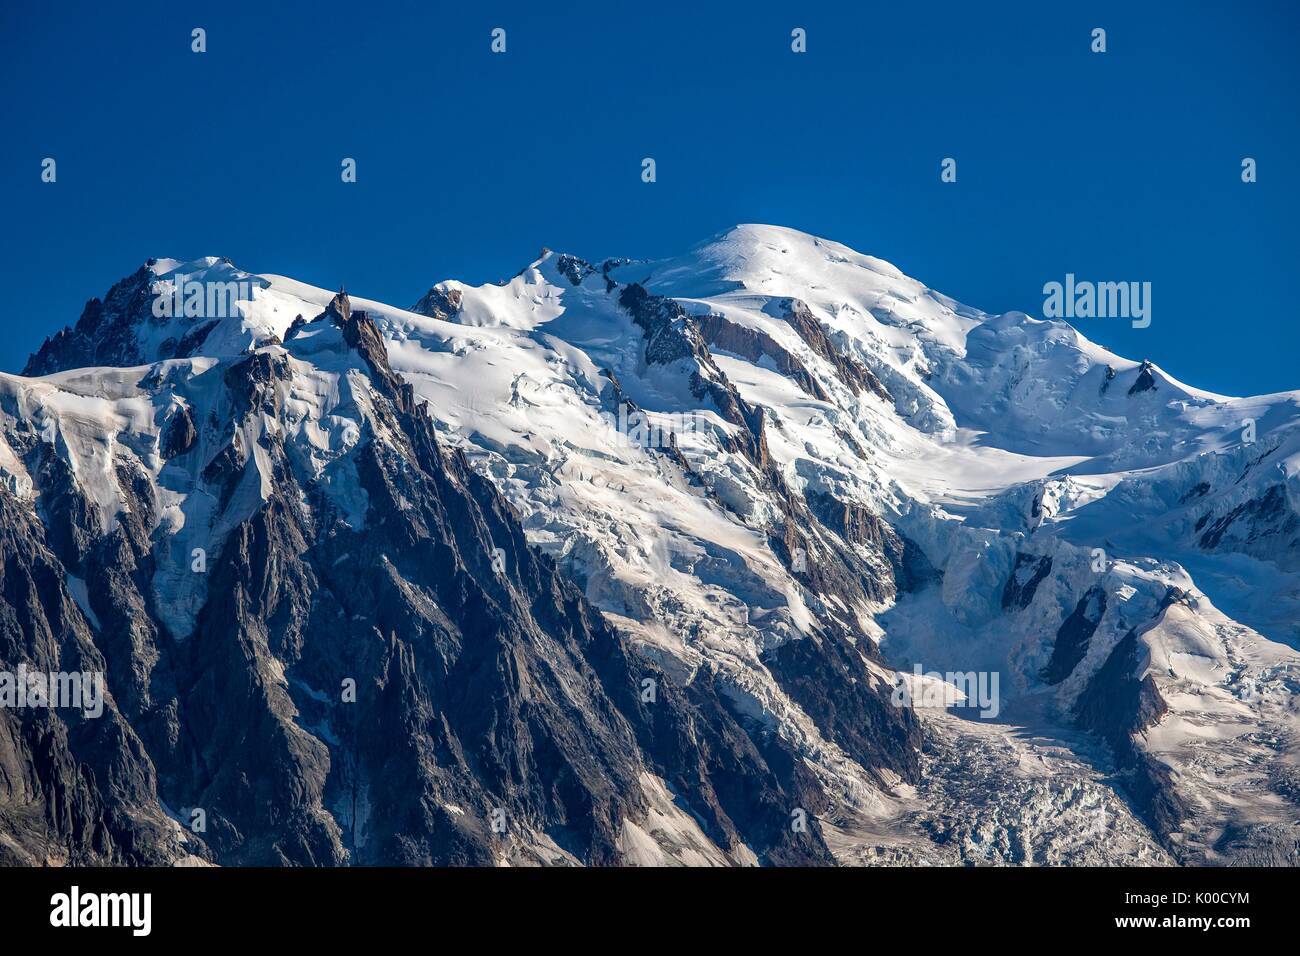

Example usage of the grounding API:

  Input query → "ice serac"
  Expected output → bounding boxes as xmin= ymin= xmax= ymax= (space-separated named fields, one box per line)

xmin=4 ymin=224 xmax=1300 ymax=866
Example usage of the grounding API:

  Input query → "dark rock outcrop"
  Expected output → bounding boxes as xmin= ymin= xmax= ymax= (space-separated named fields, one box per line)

xmin=806 ymin=491 xmax=938 ymax=597
xmin=618 ymin=283 xmax=773 ymax=470
xmin=160 ymin=405 xmax=198 ymax=460
xmin=695 ymin=312 xmax=830 ymax=402
xmin=1001 ymin=553 xmax=1053 ymax=610
xmin=1040 ymin=586 xmax=1106 ymax=684
xmin=0 ymin=488 xmax=178 ymax=865
xmin=410 ymin=287 xmax=463 ymax=323
xmin=1198 ymin=484 xmax=1298 ymax=555
xmin=1127 ymin=360 xmax=1158 ymax=396
xmin=554 ymin=255 xmax=595 ymax=287
xmin=1073 ymin=594 xmax=1187 ymax=840
xmin=776 ymin=298 xmax=891 ymax=402
xmin=24 ymin=266 xmax=157 ymax=376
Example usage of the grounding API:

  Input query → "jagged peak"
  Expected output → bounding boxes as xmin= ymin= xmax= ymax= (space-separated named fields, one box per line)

xmin=324 ymin=288 xmax=351 ymax=326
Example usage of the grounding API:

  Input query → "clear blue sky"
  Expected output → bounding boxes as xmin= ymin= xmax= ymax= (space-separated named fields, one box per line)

xmin=2 ymin=0 xmax=1296 ymax=395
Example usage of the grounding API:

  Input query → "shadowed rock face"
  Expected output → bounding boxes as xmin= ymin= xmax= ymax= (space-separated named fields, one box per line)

xmin=775 ymin=298 xmax=891 ymax=403
xmin=695 ymin=311 xmax=831 ymax=403
xmin=618 ymin=283 xmax=774 ymax=470
xmin=1199 ymin=484 xmax=1299 ymax=554
xmin=1041 ymin=587 xmax=1107 ymax=685
xmin=23 ymin=266 xmax=157 ymax=376
xmin=1001 ymin=553 xmax=1053 ymax=610
xmin=1 ymin=289 xmax=864 ymax=866
xmin=0 ymin=480 xmax=181 ymax=865
xmin=160 ymin=404 xmax=197 ymax=460
xmin=1073 ymin=594 xmax=1186 ymax=839
xmin=409 ymin=287 xmax=463 ymax=323
xmin=1127 ymin=360 xmax=1158 ymax=395
xmin=805 ymin=492 xmax=938 ymax=598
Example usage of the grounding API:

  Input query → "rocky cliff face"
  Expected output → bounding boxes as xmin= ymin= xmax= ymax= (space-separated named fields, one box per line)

xmin=0 ymin=288 xmax=887 ymax=865
xmin=23 ymin=265 xmax=159 ymax=376
xmin=0 ymin=485 xmax=183 ymax=865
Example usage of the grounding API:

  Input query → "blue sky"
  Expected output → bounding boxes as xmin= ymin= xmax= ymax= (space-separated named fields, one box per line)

xmin=2 ymin=0 xmax=1296 ymax=395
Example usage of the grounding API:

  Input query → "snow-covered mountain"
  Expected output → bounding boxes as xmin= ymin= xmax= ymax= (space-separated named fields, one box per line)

xmin=3 ymin=225 xmax=1297 ymax=865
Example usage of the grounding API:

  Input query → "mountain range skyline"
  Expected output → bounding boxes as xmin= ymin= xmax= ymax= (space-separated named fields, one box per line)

xmin=3 ymin=0 xmax=1297 ymax=398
